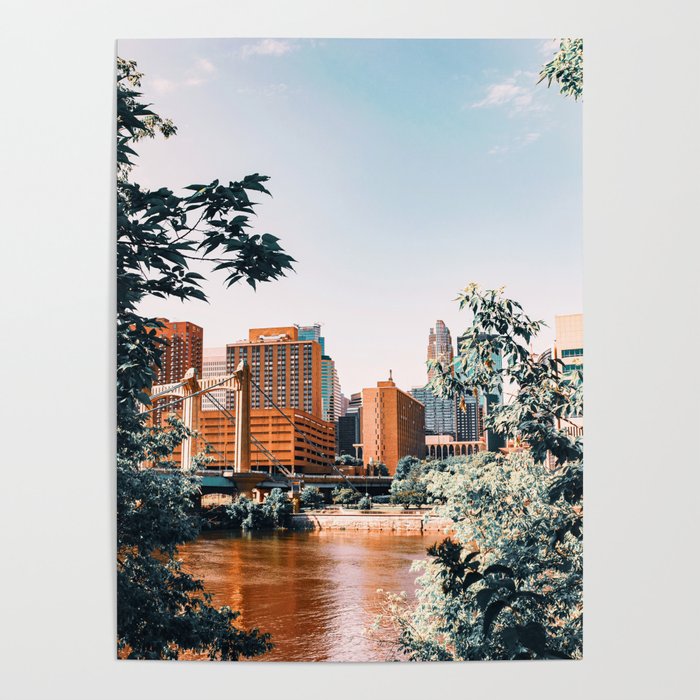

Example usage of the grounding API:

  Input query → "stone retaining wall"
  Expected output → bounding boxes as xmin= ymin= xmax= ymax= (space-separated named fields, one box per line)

xmin=289 ymin=511 xmax=453 ymax=533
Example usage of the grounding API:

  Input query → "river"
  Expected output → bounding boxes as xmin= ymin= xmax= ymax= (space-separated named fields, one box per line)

xmin=178 ymin=529 xmax=443 ymax=662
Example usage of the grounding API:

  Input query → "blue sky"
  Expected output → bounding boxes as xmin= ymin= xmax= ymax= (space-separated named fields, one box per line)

xmin=119 ymin=38 xmax=582 ymax=394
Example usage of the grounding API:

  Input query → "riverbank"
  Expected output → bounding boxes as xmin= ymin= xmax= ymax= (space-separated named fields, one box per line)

xmin=289 ymin=510 xmax=453 ymax=532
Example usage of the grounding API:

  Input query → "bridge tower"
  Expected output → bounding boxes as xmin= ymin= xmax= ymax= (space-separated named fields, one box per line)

xmin=179 ymin=367 xmax=201 ymax=469
xmin=233 ymin=359 xmax=251 ymax=473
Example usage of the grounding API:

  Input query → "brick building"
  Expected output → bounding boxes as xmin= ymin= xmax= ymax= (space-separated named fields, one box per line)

xmin=154 ymin=319 xmax=204 ymax=384
xmin=360 ymin=373 xmax=425 ymax=475
xmin=184 ymin=407 xmax=336 ymax=475
xmin=151 ymin=325 xmax=336 ymax=474
xmin=226 ymin=326 xmax=323 ymax=418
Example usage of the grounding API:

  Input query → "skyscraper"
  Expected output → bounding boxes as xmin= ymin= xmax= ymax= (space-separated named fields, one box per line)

xmin=336 ymin=391 xmax=363 ymax=459
xmin=153 ymin=319 xmax=204 ymax=384
xmin=412 ymin=320 xmax=457 ymax=438
xmin=409 ymin=385 xmax=456 ymax=436
xmin=296 ymin=323 xmax=325 ymax=354
xmin=455 ymin=393 xmax=480 ymax=441
xmin=427 ymin=320 xmax=454 ymax=382
xmin=297 ymin=323 xmax=343 ymax=423
xmin=455 ymin=332 xmax=504 ymax=450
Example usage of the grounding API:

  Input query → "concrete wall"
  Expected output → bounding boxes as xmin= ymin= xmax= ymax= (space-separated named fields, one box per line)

xmin=289 ymin=511 xmax=453 ymax=532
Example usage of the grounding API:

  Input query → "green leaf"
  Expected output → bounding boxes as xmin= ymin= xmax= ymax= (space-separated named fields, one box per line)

xmin=483 ymin=600 xmax=508 ymax=636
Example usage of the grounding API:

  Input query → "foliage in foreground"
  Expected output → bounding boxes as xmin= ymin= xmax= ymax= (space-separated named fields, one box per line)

xmin=428 ymin=284 xmax=583 ymax=465
xmin=539 ymin=38 xmax=583 ymax=100
xmin=389 ymin=468 xmax=428 ymax=507
xmin=376 ymin=453 xmax=582 ymax=661
xmin=117 ymin=57 xmax=293 ymax=659
xmin=373 ymin=284 xmax=583 ymax=661
xmin=389 ymin=454 xmax=485 ymax=507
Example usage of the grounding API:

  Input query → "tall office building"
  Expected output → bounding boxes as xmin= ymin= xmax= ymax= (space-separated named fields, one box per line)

xmin=336 ymin=391 xmax=362 ymax=458
xmin=455 ymin=332 xmax=504 ymax=450
xmin=411 ymin=321 xmax=457 ymax=438
xmin=409 ymin=385 xmax=456 ymax=436
xmin=339 ymin=393 xmax=349 ymax=417
xmin=201 ymin=347 xmax=230 ymax=411
xmin=297 ymin=322 xmax=344 ymax=423
xmin=360 ymin=373 xmax=425 ymax=475
xmin=296 ymin=323 xmax=325 ymax=354
xmin=455 ymin=393 xmax=480 ymax=441
xmin=321 ymin=355 xmax=343 ymax=423
xmin=153 ymin=319 xmax=204 ymax=384
xmin=226 ymin=326 xmax=323 ymax=418
xmin=427 ymin=320 xmax=454 ymax=382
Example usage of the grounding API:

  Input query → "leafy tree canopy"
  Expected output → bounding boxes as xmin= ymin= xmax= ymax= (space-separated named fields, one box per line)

xmin=299 ymin=486 xmax=325 ymax=510
xmin=332 ymin=486 xmax=362 ymax=506
xmin=539 ymin=38 xmax=583 ymax=100
xmin=427 ymin=284 xmax=583 ymax=465
xmin=116 ymin=57 xmax=294 ymax=659
xmin=335 ymin=453 xmax=362 ymax=467
xmin=357 ymin=495 xmax=373 ymax=510
xmin=395 ymin=455 xmax=420 ymax=481
xmin=377 ymin=453 xmax=582 ymax=660
xmin=375 ymin=285 xmax=583 ymax=661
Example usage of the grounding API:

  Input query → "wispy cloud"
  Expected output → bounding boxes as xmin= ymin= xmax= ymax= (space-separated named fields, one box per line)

xmin=521 ymin=132 xmax=541 ymax=146
xmin=183 ymin=58 xmax=217 ymax=86
xmin=470 ymin=70 xmax=545 ymax=115
xmin=240 ymin=39 xmax=297 ymax=59
xmin=488 ymin=131 xmax=541 ymax=157
xmin=151 ymin=57 xmax=217 ymax=94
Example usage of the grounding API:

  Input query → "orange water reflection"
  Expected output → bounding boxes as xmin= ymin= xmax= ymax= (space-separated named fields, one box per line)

xmin=178 ymin=529 xmax=443 ymax=662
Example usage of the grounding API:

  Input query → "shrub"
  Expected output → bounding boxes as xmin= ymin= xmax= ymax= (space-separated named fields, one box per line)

xmin=395 ymin=455 xmax=420 ymax=480
xmin=389 ymin=474 xmax=428 ymax=507
xmin=226 ymin=497 xmax=269 ymax=530
xmin=264 ymin=488 xmax=292 ymax=528
xmin=335 ymin=453 xmax=362 ymax=467
xmin=299 ymin=486 xmax=325 ymax=510
xmin=331 ymin=486 xmax=361 ymax=506
xmin=357 ymin=495 xmax=372 ymax=510
xmin=223 ymin=489 xmax=291 ymax=530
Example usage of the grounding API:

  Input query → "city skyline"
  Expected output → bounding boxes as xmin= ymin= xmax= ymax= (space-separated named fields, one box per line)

xmin=155 ymin=310 xmax=579 ymax=398
xmin=120 ymin=38 xmax=582 ymax=391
